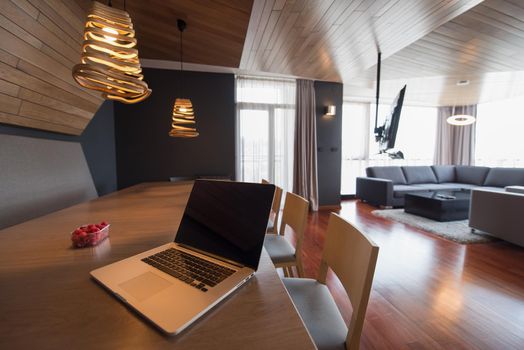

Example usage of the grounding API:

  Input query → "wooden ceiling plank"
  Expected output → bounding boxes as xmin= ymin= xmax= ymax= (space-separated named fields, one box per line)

xmin=254 ymin=10 xmax=285 ymax=70
xmin=28 ymin=0 xmax=86 ymax=46
xmin=41 ymin=0 xmax=84 ymax=36
xmin=18 ymin=88 xmax=93 ymax=119
xmin=59 ymin=0 xmax=86 ymax=21
xmin=10 ymin=0 xmax=39 ymax=20
xmin=0 ymin=59 xmax=100 ymax=112
xmin=37 ymin=11 xmax=82 ymax=51
xmin=0 ymin=1 xmax=81 ymax=63
xmin=0 ymin=48 xmax=20 ymax=68
xmin=246 ymin=0 xmax=274 ymax=69
xmin=240 ymin=0 xmax=267 ymax=69
xmin=0 ymin=78 xmax=20 ymax=97
xmin=0 ymin=25 xmax=102 ymax=101
xmin=0 ymin=111 xmax=83 ymax=135
xmin=0 ymin=92 xmax=22 ymax=115
xmin=0 ymin=13 xmax=42 ymax=50
xmin=18 ymin=100 xmax=89 ymax=130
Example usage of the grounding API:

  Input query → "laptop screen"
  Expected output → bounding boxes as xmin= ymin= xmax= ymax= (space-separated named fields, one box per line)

xmin=174 ymin=180 xmax=275 ymax=270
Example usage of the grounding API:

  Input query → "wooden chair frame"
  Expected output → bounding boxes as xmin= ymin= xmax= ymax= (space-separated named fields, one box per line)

xmin=318 ymin=213 xmax=379 ymax=350
xmin=262 ymin=179 xmax=283 ymax=234
xmin=275 ymin=192 xmax=309 ymax=277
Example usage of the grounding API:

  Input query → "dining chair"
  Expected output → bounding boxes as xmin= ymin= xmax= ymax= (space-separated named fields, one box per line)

xmin=261 ymin=179 xmax=283 ymax=234
xmin=264 ymin=191 xmax=309 ymax=277
xmin=282 ymin=213 xmax=379 ymax=350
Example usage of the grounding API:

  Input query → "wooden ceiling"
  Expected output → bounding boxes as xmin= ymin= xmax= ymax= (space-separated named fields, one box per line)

xmin=64 ymin=0 xmax=524 ymax=108
xmin=75 ymin=0 xmax=254 ymax=68
xmin=0 ymin=0 xmax=104 ymax=135
xmin=351 ymin=0 xmax=524 ymax=105
xmin=239 ymin=0 xmax=484 ymax=82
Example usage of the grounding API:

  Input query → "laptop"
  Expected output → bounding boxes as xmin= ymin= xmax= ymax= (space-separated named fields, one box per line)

xmin=91 ymin=180 xmax=275 ymax=335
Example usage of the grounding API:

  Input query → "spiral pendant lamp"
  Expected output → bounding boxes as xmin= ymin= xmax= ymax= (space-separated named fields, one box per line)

xmin=72 ymin=1 xmax=151 ymax=104
xmin=169 ymin=19 xmax=199 ymax=138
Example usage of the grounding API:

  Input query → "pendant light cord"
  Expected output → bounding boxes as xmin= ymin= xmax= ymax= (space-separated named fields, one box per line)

xmin=180 ymin=25 xmax=184 ymax=97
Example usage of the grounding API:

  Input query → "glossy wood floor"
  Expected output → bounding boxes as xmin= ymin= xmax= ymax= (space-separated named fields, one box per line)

xmin=293 ymin=200 xmax=524 ymax=350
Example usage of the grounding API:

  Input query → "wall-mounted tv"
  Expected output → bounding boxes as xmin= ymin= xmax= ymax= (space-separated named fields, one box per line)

xmin=374 ymin=85 xmax=406 ymax=153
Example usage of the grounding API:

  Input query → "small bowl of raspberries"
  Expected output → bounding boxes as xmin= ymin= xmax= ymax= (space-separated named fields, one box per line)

xmin=71 ymin=221 xmax=110 ymax=248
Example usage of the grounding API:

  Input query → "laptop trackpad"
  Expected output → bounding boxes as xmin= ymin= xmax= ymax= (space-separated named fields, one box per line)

xmin=119 ymin=272 xmax=173 ymax=301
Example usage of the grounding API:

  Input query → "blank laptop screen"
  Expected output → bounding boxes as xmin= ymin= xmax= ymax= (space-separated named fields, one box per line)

xmin=174 ymin=180 xmax=275 ymax=270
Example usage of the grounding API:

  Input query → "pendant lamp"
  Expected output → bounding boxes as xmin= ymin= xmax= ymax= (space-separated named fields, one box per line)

xmin=169 ymin=19 xmax=199 ymax=138
xmin=72 ymin=1 xmax=151 ymax=104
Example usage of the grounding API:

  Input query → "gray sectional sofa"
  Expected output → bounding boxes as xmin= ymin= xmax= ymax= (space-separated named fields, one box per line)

xmin=356 ymin=165 xmax=524 ymax=207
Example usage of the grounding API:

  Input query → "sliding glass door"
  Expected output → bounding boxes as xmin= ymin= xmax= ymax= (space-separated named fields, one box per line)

xmin=236 ymin=77 xmax=295 ymax=193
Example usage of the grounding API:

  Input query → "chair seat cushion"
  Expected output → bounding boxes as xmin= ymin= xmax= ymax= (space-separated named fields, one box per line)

xmin=264 ymin=234 xmax=295 ymax=264
xmin=283 ymin=278 xmax=347 ymax=350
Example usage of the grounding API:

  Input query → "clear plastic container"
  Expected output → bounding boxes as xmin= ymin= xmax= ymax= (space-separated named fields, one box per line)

xmin=71 ymin=223 xmax=110 ymax=248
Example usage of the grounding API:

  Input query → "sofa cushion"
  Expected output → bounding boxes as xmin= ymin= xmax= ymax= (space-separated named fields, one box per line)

xmin=412 ymin=183 xmax=477 ymax=191
xmin=431 ymin=165 xmax=456 ymax=183
xmin=455 ymin=166 xmax=490 ymax=185
xmin=401 ymin=166 xmax=437 ymax=184
xmin=367 ymin=166 xmax=407 ymax=185
xmin=393 ymin=185 xmax=428 ymax=198
xmin=483 ymin=167 xmax=524 ymax=187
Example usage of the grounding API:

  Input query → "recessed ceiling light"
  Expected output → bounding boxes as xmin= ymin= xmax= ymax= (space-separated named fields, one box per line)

xmin=456 ymin=80 xmax=470 ymax=86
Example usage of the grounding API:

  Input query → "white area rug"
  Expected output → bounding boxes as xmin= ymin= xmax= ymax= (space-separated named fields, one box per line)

xmin=372 ymin=209 xmax=496 ymax=244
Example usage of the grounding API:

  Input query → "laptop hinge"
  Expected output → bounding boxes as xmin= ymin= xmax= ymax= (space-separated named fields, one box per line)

xmin=176 ymin=243 xmax=245 ymax=268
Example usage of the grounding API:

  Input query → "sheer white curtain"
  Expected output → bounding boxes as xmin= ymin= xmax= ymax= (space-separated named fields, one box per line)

xmin=341 ymin=101 xmax=438 ymax=195
xmin=236 ymin=76 xmax=296 ymax=194
xmin=476 ymin=96 xmax=524 ymax=167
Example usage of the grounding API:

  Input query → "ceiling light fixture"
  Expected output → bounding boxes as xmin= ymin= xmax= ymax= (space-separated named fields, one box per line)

xmin=447 ymin=114 xmax=476 ymax=126
xmin=456 ymin=80 xmax=470 ymax=86
xmin=169 ymin=19 xmax=199 ymax=138
xmin=72 ymin=1 xmax=151 ymax=104
xmin=447 ymin=106 xmax=476 ymax=126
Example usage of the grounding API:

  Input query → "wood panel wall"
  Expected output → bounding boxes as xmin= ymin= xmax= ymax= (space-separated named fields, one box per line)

xmin=0 ymin=0 xmax=104 ymax=135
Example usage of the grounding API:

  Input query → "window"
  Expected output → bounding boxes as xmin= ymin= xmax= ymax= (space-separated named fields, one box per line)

xmin=236 ymin=76 xmax=296 ymax=193
xmin=341 ymin=101 xmax=438 ymax=195
xmin=475 ymin=96 xmax=524 ymax=167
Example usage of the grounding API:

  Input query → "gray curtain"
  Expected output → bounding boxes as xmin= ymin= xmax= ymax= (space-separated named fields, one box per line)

xmin=293 ymin=79 xmax=319 ymax=211
xmin=434 ymin=105 xmax=477 ymax=165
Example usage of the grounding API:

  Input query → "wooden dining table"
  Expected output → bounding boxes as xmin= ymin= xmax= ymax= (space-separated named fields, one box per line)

xmin=0 ymin=182 xmax=316 ymax=350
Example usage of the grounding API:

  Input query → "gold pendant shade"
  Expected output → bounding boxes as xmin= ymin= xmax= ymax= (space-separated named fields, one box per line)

xmin=72 ymin=1 xmax=151 ymax=104
xmin=169 ymin=98 xmax=199 ymax=138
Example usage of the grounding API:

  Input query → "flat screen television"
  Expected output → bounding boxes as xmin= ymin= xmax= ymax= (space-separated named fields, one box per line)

xmin=375 ymin=85 xmax=406 ymax=153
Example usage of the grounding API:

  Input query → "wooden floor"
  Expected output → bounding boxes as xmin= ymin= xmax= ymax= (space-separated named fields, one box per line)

xmin=293 ymin=200 xmax=524 ymax=350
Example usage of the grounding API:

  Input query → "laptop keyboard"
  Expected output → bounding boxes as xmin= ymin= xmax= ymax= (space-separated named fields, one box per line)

xmin=142 ymin=248 xmax=236 ymax=292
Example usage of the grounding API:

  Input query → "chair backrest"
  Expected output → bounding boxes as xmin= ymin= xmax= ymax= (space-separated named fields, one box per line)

xmin=279 ymin=192 xmax=309 ymax=253
xmin=318 ymin=213 xmax=379 ymax=350
xmin=261 ymin=179 xmax=283 ymax=232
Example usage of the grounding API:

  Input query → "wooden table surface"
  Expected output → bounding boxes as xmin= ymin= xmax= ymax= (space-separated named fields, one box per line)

xmin=0 ymin=182 xmax=315 ymax=350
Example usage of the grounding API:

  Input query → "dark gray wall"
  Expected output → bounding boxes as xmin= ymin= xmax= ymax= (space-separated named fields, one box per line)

xmin=0 ymin=100 xmax=117 ymax=196
xmin=114 ymin=68 xmax=236 ymax=189
xmin=315 ymin=81 xmax=343 ymax=207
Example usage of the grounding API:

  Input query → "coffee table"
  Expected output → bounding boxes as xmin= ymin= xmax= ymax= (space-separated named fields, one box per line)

xmin=404 ymin=190 xmax=471 ymax=222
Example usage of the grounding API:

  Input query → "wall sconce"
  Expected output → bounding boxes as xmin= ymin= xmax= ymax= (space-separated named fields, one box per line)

xmin=325 ymin=105 xmax=336 ymax=116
